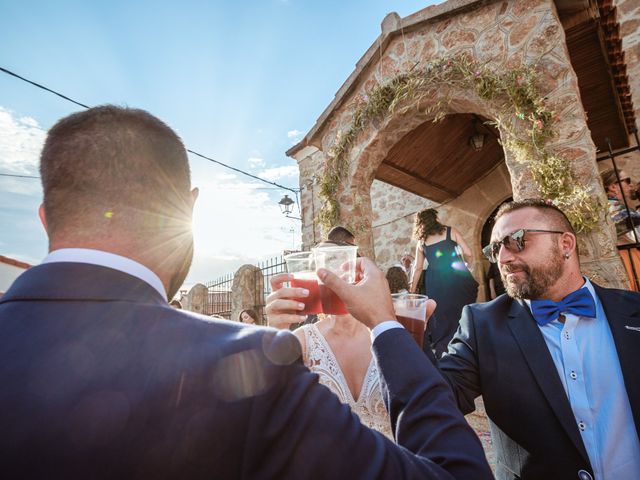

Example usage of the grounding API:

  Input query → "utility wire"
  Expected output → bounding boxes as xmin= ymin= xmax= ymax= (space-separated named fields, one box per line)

xmin=186 ymin=149 xmax=298 ymax=193
xmin=0 ymin=67 xmax=90 ymax=109
xmin=0 ymin=171 xmax=287 ymax=191
xmin=0 ymin=172 xmax=40 ymax=179
xmin=0 ymin=66 xmax=300 ymax=195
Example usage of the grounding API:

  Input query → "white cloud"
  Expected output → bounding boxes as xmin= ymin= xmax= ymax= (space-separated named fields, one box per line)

xmin=188 ymin=175 xmax=301 ymax=285
xmin=258 ymin=165 xmax=299 ymax=182
xmin=248 ymin=157 xmax=265 ymax=168
xmin=287 ymin=129 xmax=302 ymax=139
xmin=0 ymin=107 xmax=46 ymax=176
xmin=0 ymin=107 xmax=46 ymax=196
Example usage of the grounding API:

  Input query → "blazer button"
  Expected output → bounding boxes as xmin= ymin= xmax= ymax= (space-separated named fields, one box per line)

xmin=577 ymin=470 xmax=593 ymax=480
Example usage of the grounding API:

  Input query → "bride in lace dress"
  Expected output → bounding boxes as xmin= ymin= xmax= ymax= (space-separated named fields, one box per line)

xmin=292 ymin=314 xmax=393 ymax=438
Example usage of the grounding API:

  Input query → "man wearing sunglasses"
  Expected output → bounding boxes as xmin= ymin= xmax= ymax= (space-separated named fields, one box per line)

xmin=429 ymin=199 xmax=640 ymax=480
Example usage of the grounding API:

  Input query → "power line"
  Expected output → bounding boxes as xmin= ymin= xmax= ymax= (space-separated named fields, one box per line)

xmin=0 ymin=171 xmax=287 ymax=190
xmin=0 ymin=66 xmax=300 ymax=195
xmin=0 ymin=172 xmax=40 ymax=179
xmin=186 ymin=149 xmax=298 ymax=193
xmin=0 ymin=67 xmax=90 ymax=110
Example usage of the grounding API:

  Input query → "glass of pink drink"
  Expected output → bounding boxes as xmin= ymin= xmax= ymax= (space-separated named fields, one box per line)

xmin=391 ymin=293 xmax=428 ymax=348
xmin=312 ymin=245 xmax=358 ymax=315
xmin=284 ymin=252 xmax=322 ymax=315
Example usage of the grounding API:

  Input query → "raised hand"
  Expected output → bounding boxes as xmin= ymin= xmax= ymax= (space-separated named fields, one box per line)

xmin=265 ymin=273 xmax=308 ymax=329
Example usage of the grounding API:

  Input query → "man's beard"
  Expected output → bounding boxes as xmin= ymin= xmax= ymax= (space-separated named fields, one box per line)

xmin=500 ymin=244 xmax=564 ymax=299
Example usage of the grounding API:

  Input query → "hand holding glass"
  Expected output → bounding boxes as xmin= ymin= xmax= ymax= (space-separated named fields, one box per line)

xmin=391 ymin=293 xmax=429 ymax=347
xmin=284 ymin=252 xmax=322 ymax=315
xmin=313 ymin=245 xmax=358 ymax=315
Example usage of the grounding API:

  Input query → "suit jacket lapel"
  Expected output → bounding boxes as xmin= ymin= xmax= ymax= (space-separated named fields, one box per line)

xmin=507 ymin=299 xmax=590 ymax=462
xmin=594 ymin=284 xmax=640 ymax=434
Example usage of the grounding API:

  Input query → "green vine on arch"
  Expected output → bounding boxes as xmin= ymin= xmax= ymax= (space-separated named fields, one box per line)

xmin=317 ymin=53 xmax=602 ymax=234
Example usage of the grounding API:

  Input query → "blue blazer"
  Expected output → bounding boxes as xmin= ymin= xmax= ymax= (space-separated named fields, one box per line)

xmin=434 ymin=285 xmax=640 ymax=480
xmin=0 ymin=262 xmax=492 ymax=479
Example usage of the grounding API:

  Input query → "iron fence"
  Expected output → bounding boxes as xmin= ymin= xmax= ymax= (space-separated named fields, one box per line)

xmin=202 ymin=254 xmax=289 ymax=320
xmin=255 ymin=255 xmax=287 ymax=314
xmin=205 ymin=273 xmax=233 ymax=319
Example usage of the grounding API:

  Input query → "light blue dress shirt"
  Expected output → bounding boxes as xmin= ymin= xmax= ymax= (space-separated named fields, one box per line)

xmin=527 ymin=279 xmax=640 ymax=479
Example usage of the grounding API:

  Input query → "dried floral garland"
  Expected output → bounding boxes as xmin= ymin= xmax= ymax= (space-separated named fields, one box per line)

xmin=317 ymin=53 xmax=602 ymax=234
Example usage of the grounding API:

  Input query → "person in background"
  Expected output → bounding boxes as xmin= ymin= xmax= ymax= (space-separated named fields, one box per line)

xmin=400 ymin=253 xmax=414 ymax=280
xmin=0 ymin=105 xmax=493 ymax=478
xmin=410 ymin=208 xmax=478 ymax=357
xmin=238 ymin=308 xmax=260 ymax=325
xmin=327 ymin=225 xmax=356 ymax=246
xmin=386 ymin=266 xmax=410 ymax=294
xmin=602 ymin=168 xmax=640 ymax=291
xmin=268 ymin=238 xmax=394 ymax=438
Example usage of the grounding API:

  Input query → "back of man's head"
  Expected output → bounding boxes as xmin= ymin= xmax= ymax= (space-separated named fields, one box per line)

xmin=40 ymin=106 xmax=192 ymax=246
xmin=327 ymin=226 xmax=355 ymax=245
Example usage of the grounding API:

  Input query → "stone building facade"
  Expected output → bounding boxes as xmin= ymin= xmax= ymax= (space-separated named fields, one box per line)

xmin=289 ymin=0 xmax=637 ymax=296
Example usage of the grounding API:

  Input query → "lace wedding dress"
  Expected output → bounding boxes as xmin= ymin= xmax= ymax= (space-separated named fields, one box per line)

xmin=300 ymin=324 xmax=393 ymax=438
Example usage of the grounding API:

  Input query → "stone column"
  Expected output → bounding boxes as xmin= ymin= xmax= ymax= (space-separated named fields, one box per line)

xmin=231 ymin=265 xmax=264 ymax=324
xmin=187 ymin=283 xmax=208 ymax=315
xmin=501 ymin=13 xmax=627 ymax=288
xmin=293 ymin=147 xmax=326 ymax=248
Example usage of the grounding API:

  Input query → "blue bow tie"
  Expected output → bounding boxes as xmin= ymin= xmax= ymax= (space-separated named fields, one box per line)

xmin=530 ymin=288 xmax=596 ymax=326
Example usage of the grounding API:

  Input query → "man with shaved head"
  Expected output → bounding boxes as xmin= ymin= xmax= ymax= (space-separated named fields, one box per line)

xmin=0 ymin=106 xmax=492 ymax=479
xmin=429 ymin=199 xmax=640 ymax=479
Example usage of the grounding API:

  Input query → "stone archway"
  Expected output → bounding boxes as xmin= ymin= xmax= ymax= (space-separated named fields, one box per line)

xmin=290 ymin=0 xmax=627 ymax=288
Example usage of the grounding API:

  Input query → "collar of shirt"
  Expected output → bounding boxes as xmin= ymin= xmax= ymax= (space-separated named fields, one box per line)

xmin=41 ymin=248 xmax=167 ymax=299
xmin=523 ymin=276 xmax=596 ymax=321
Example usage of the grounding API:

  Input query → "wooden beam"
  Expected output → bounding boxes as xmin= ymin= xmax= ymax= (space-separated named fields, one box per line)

xmin=379 ymin=160 xmax=458 ymax=197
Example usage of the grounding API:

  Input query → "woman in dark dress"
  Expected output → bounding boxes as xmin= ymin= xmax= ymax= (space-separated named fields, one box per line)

xmin=409 ymin=208 xmax=478 ymax=357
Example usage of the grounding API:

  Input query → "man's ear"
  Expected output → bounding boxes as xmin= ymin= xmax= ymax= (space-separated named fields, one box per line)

xmin=560 ymin=231 xmax=577 ymax=256
xmin=38 ymin=204 xmax=48 ymax=233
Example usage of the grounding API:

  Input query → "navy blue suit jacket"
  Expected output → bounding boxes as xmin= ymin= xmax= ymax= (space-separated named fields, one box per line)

xmin=0 ymin=262 xmax=492 ymax=479
xmin=433 ymin=285 xmax=640 ymax=480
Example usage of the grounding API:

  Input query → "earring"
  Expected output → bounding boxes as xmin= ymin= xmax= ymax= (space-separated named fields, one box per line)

xmin=564 ymin=253 xmax=570 ymax=259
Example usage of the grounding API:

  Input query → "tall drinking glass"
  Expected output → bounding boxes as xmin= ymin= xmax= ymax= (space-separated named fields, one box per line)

xmin=284 ymin=252 xmax=322 ymax=315
xmin=391 ymin=293 xmax=428 ymax=347
xmin=313 ymin=245 xmax=358 ymax=315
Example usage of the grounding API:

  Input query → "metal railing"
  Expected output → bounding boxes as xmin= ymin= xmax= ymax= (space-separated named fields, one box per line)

xmin=255 ymin=255 xmax=287 ymax=314
xmin=205 ymin=273 xmax=233 ymax=318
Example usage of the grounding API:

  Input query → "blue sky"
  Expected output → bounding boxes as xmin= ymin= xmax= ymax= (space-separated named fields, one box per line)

xmin=0 ymin=0 xmax=437 ymax=287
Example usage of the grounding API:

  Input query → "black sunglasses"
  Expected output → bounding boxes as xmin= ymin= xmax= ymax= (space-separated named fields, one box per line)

xmin=482 ymin=229 xmax=564 ymax=263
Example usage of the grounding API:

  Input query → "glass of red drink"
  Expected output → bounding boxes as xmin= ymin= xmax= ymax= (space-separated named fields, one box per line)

xmin=312 ymin=245 xmax=358 ymax=315
xmin=284 ymin=252 xmax=322 ymax=315
xmin=391 ymin=293 xmax=428 ymax=348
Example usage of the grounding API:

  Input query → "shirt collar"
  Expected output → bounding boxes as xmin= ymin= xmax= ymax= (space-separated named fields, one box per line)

xmin=524 ymin=277 xmax=596 ymax=313
xmin=41 ymin=248 xmax=167 ymax=299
